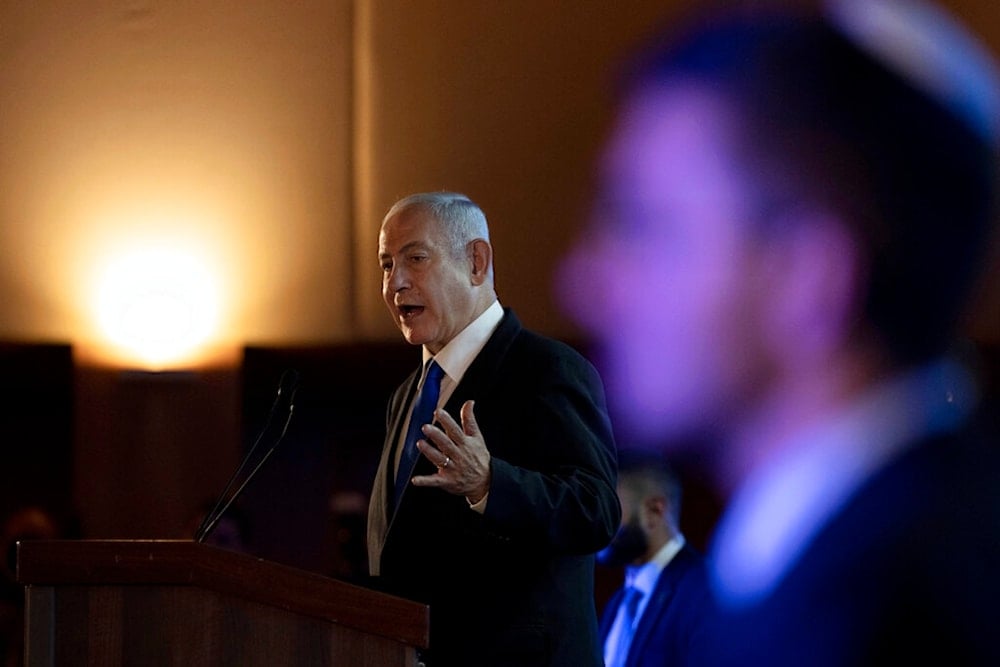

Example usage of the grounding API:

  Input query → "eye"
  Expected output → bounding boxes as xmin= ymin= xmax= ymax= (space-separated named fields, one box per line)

xmin=380 ymin=260 xmax=393 ymax=272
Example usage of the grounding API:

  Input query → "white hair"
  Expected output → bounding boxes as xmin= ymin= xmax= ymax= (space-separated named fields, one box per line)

xmin=383 ymin=191 xmax=490 ymax=257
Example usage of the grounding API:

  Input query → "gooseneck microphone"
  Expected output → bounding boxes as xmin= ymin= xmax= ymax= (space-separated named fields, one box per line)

xmin=195 ymin=368 xmax=300 ymax=543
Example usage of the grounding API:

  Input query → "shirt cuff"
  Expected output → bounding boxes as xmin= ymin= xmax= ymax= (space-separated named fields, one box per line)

xmin=467 ymin=491 xmax=489 ymax=514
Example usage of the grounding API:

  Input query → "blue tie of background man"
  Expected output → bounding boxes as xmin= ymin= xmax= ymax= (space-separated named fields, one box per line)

xmin=609 ymin=585 xmax=643 ymax=667
xmin=393 ymin=359 xmax=445 ymax=510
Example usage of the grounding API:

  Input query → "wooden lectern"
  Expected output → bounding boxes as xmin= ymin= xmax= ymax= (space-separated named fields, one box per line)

xmin=16 ymin=540 xmax=429 ymax=666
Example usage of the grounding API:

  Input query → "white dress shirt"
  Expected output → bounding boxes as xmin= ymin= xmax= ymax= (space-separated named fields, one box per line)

xmin=709 ymin=358 xmax=977 ymax=609
xmin=604 ymin=535 xmax=687 ymax=666
xmin=393 ymin=300 xmax=504 ymax=509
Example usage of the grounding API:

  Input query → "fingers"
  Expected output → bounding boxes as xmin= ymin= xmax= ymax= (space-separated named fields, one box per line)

xmin=413 ymin=407 xmax=466 ymax=480
xmin=460 ymin=400 xmax=479 ymax=437
xmin=420 ymin=421 xmax=458 ymax=459
xmin=431 ymin=407 xmax=464 ymax=443
xmin=411 ymin=401 xmax=490 ymax=498
xmin=415 ymin=438 xmax=450 ymax=468
xmin=428 ymin=400 xmax=477 ymax=442
xmin=411 ymin=438 xmax=452 ymax=490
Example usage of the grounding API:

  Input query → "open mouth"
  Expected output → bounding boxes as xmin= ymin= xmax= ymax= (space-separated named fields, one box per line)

xmin=398 ymin=305 xmax=424 ymax=320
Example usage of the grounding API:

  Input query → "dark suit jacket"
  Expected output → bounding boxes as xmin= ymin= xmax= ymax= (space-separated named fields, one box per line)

xmin=599 ymin=543 xmax=713 ymax=667
xmin=367 ymin=309 xmax=620 ymax=667
xmin=701 ymin=421 xmax=1000 ymax=666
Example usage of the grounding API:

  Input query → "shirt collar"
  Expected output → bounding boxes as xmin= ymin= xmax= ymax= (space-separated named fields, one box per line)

xmin=422 ymin=300 xmax=503 ymax=384
xmin=626 ymin=534 xmax=686 ymax=596
xmin=709 ymin=357 xmax=977 ymax=609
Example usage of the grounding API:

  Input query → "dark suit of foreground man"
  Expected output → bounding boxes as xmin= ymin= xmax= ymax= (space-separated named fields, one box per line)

xmin=562 ymin=1 xmax=1000 ymax=665
xmin=367 ymin=192 xmax=619 ymax=667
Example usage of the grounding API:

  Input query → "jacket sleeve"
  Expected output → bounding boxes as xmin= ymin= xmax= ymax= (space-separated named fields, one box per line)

xmin=478 ymin=349 xmax=621 ymax=555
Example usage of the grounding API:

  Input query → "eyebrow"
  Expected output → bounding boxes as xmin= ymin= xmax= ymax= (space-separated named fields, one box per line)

xmin=379 ymin=241 xmax=430 ymax=260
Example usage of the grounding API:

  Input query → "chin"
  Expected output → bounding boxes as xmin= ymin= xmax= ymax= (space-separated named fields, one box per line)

xmin=612 ymin=387 xmax=712 ymax=452
xmin=398 ymin=326 xmax=425 ymax=345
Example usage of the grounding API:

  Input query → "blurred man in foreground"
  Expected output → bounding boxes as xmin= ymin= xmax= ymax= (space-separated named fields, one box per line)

xmin=562 ymin=1 xmax=1000 ymax=664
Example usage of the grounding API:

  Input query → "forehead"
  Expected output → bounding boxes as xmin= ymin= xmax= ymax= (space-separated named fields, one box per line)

xmin=601 ymin=84 xmax=746 ymax=205
xmin=616 ymin=481 xmax=641 ymax=511
xmin=378 ymin=207 xmax=446 ymax=254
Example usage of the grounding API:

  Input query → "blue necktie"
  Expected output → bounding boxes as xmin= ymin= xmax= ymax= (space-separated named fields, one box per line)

xmin=608 ymin=585 xmax=643 ymax=667
xmin=392 ymin=360 xmax=445 ymax=510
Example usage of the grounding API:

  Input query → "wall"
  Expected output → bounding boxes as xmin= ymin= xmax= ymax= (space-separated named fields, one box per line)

xmin=0 ymin=1 xmax=355 ymax=351
xmin=1 ymin=0 xmax=998 ymax=561
xmin=352 ymin=0 xmax=686 ymax=337
xmin=1 ymin=1 xmax=997 ymax=349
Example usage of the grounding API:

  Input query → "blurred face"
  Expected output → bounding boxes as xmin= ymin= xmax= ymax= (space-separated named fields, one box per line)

xmin=597 ymin=482 xmax=648 ymax=567
xmin=380 ymin=207 xmax=478 ymax=354
xmin=561 ymin=85 xmax=772 ymax=448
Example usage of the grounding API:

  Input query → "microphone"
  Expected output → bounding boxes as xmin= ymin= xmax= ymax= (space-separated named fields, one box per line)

xmin=194 ymin=368 xmax=300 ymax=544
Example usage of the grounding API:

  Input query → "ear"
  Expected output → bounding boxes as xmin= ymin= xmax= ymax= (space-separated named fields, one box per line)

xmin=469 ymin=239 xmax=492 ymax=286
xmin=758 ymin=213 xmax=863 ymax=369
xmin=641 ymin=496 xmax=667 ymax=527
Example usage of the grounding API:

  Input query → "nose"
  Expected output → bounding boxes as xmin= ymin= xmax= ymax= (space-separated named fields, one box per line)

xmin=384 ymin=262 xmax=410 ymax=295
xmin=556 ymin=234 xmax=611 ymax=333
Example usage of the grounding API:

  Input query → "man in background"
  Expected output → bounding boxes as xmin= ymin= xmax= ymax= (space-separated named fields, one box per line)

xmin=598 ymin=453 xmax=712 ymax=667
xmin=561 ymin=1 xmax=1000 ymax=664
xmin=367 ymin=192 xmax=619 ymax=666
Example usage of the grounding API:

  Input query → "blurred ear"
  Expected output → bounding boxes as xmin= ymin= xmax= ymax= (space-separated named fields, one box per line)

xmin=759 ymin=213 xmax=863 ymax=368
xmin=642 ymin=495 xmax=667 ymax=527
xmin=469 ymin=239 xmax=492 ymax=286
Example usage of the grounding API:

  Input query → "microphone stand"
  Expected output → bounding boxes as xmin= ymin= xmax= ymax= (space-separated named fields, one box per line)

xmin=195 ymin=369 xmax=299 ymax=543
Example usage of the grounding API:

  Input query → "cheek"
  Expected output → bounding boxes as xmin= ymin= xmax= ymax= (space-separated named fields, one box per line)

xmin=568 ymin=242 xmax=650 ymax=334
xmin=603 ymin=254 xmax=756 ymax=443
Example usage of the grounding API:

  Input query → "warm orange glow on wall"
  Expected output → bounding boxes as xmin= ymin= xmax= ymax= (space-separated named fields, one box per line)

xmin=61 ymin=201 xmax=241 ymax=370
xmin=93 ymin=243 xmax=221 ymax=369
xmin=0 ymin=2 xmax=356 ymax=360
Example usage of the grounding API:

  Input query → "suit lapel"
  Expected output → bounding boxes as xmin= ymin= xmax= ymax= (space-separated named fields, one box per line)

xmin=367 ymin=368 xmax=420 ymax=575
xmin=441 ymin=308 xmax=521 ymax=416
xmin=599 ymin=587 xmax=626 ymax=642
xmin=628 ymin=577 xmax=675 ymax=666
xmin=626 ymin=546 xmax=695 ymax=665
xmin=368 ymin=310 xmax=523 ymax=575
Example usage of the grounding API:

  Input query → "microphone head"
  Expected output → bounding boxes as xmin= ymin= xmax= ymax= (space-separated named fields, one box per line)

xmin=277 ymin=368 xmax=301 ymax=397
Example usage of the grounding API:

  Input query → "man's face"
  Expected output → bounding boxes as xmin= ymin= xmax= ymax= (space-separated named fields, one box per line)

xmin=597 ymin=482 xmax=648 ymax=567
xmin=561 ymin=85 xmax=772 ymax=448
xmin=379 ymin=207 xmax=477 ymax=354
